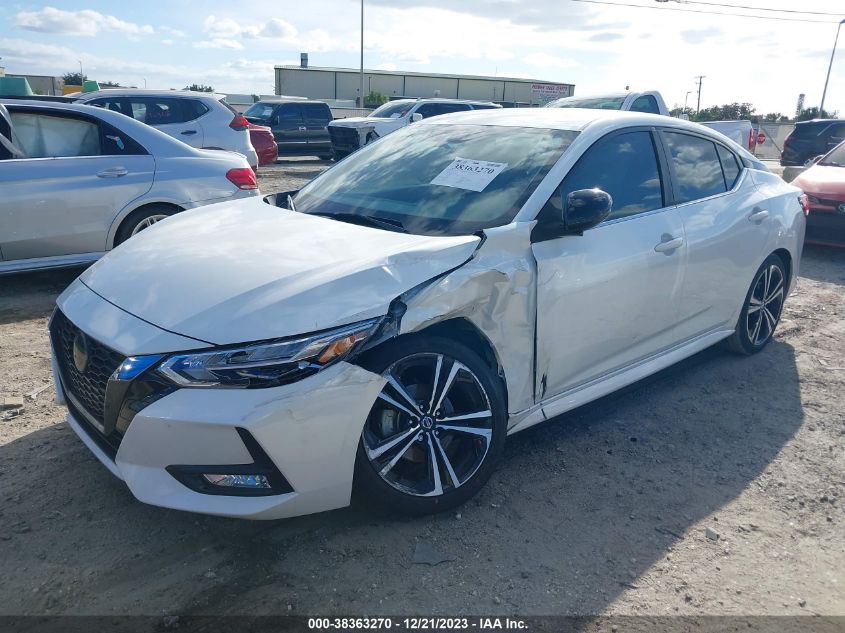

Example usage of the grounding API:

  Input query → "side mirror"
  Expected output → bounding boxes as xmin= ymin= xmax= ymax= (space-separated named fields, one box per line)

xmin=564 ymin=188 xmax=613 ymax=234
xmin=410 ymin=113 xmax=423 ymax=123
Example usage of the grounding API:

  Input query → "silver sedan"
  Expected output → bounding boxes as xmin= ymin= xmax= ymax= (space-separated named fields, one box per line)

xmin=0 ymin=100 xmax=259 ymax=274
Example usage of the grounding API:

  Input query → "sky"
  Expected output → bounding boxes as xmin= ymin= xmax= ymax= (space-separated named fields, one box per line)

xmin=1 ymin=0 xmax=844 ymax=116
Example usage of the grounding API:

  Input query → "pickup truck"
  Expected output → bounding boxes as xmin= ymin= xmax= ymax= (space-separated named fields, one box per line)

xmin=546 ymin=90 xmax=756 ymax=152
xmin=546 ymin=91 xmax=670 ymax=115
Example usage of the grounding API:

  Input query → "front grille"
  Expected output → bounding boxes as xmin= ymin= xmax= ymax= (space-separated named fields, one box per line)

xmin=50 ymin=310 xmax=124 ymax=428
xmin=328 ymin=126 xmax=360 ymax=151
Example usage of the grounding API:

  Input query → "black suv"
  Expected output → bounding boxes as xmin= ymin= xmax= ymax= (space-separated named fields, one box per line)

xmin=781 ymin=119 xmax=845 ymax=166
xmin=244 ymin=100 xmax=333 ymax=159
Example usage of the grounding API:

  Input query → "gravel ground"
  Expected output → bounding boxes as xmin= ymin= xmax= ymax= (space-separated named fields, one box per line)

xmin=0 ymin=160 xmax=843 ymax=618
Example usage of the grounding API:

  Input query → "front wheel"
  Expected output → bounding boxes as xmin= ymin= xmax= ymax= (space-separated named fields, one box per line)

xmin=724 ymin=254 xmax=787 ymax=355
xmin=354 ymin=335 xmax=507 ymax=515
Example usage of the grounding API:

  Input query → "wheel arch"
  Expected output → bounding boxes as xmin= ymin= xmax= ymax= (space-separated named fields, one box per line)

xmin=772 ymin=247 xmax=793 ymax=290
xmin=361 ymin=317 xmax=509 ymax=412
xmin=109 ymin=201 xmax=184 ymax=248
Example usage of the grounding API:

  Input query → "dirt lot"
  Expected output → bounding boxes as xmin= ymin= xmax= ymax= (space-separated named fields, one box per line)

xmin=0 ymin=160 xmax=843 ymax=618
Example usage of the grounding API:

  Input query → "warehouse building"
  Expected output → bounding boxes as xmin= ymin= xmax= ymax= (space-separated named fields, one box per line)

xmin=274 ymin=63 xmax=574 ymax=107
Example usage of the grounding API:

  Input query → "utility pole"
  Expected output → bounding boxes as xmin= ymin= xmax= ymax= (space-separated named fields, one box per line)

xmin=694 ymin=75 xmax=705 ymax=113
xmin=820 ymin=19 xmax=845 ymax=117
xmin=359 ymin=0 xmax=365 ymax=111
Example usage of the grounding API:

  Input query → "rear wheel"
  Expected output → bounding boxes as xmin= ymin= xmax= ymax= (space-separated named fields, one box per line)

xmin=724 ymin=254 xmax=787 ymax=354
xmin=115 ymin=204 xmax=178 ymax=245
xmin=354 ymin=335 xmax=506 ymax=515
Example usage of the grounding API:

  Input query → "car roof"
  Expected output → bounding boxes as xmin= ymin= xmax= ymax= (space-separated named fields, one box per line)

xmin=253 ymin=99 xmax=328 ymax=105
xmin=78 ymin=89 xmax=224 ymax=101
xmin=419 ymin=107 xmax=670 ymax=131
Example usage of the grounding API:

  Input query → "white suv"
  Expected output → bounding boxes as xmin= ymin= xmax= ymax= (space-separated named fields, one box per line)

xmin=77 ymin=90 xmax=258 ymax=168
xmin=328 ymin=98 xmax=501 ymax=159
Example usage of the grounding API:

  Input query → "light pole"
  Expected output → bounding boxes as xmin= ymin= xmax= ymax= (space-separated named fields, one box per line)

xmin=359 ymin=0 xmax=364 ymax=111
xmin=684 ymin=91 xmax=691 ymax=111
xmin=820 ymin=18 xmax=845 ymax=117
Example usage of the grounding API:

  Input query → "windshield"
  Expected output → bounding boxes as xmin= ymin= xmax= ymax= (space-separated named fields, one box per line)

xmin=820 ymin=141 xmax=845 ymax=167
xmin=547 ymin=96 xmax=626 ymax=110
xmin=369 ymin=101 xmax=414 ymax=119
xmin=244 ymin=102 xmax=275 ymax=119
xmin=293 ymin=123 xmax=579 ymax=236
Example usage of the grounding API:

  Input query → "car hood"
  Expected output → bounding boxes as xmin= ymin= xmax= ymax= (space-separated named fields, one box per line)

xmin=329 ymin=117 xmax=374 ymax=128
xmin=792 ymin=165 xmax=845 ymax=197
xmin=80 ymin=197 xmax=481 ymax=346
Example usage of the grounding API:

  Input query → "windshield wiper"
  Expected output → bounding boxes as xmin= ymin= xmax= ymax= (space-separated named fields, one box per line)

xmin=311 ymin=212 xmax=408 ymax=233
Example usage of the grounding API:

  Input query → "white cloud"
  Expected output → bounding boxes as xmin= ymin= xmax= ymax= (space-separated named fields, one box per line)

xmin=193 ymin=38 xmax=244 ymax=50
xmin=160 ymin=26 xmax=187 ymax=38
xmin=523 ymin=52 xmax=578 ymax=69
xmin=204 ymin=15 xmax=298 ymax=40
xmin=14 ymin=6 xmax=153 ymax=36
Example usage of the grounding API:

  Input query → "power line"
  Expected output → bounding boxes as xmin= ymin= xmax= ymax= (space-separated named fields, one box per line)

xmin=669 ymin=1 xmax=844 ymax=18
xmin=567 ymin=0 xmax=844 ymax=24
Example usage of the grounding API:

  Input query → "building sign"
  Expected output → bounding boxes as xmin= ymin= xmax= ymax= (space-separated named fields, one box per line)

xmin=531 ymin=83 xmax=569 ymax=103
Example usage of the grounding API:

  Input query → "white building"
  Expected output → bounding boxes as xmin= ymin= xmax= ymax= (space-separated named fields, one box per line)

xmin=274 ymin=64 xmax=574 ymax=107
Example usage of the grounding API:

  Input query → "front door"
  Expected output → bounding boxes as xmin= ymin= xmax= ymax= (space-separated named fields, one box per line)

xmin=532 ymin=129 xmax=686 ymax=400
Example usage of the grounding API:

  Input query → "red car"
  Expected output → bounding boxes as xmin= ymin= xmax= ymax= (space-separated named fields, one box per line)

xmin=792 ymin=141 xmax=845 ymax=247
xmin=248 ymin=123 xmax=278 ymax=166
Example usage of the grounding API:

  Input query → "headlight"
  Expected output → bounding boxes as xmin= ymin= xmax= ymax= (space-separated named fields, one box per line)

xmin=157 ymin=319 xmax=380 ymax=388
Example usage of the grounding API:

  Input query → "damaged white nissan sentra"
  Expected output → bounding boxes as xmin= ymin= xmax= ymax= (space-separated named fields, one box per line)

xmin=51 ymin=108 xmax=806 ymax=519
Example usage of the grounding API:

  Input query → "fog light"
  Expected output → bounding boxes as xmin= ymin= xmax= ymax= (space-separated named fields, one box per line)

xmin=202 ymin=474 xmax=271 ymax=489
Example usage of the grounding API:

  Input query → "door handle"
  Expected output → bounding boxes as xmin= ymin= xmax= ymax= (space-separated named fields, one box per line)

xmin=96 ymin=167 xmax=128 ymax=178
xmin=298 ymin=126 xmax=307 ymax=131
xmin=654 ymin=236 xmax=684 ymax=253
xmin=180 ymin=130 xmax=197 ymax=136
xmin=748 ymin=208 xmax=769 ymax=223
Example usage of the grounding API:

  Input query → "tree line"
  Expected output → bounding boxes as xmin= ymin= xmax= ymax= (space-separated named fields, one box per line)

xmin=670 ymin=102 xmax=839 ymax=124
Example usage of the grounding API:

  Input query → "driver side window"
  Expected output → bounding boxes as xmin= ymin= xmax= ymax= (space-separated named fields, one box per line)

xmin=559 ymin=130 xmax=665 ymax=222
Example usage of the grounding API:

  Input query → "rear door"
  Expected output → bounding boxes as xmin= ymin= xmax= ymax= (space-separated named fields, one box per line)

xmin=659 ymin=129 xmax=773 ymax=339
xmin=0 ymin=108 xmax=154 ymax=260
xmin=302 ymin=103 xmax=333 ymax=154
xmin=273 ymin=103 xmax=307 ymax=153
xmin=533 ymin=128 xmax=686 ymax=398
xmin=125 ymin=97 xmax=204 ymax=147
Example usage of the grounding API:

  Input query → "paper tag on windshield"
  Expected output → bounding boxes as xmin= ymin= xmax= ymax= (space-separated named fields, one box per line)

xmin=430 ymin=158 xmax=508 ymax=192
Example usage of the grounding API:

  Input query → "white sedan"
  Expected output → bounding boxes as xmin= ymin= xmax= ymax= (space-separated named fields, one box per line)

xmin=0 ymin=100 xmax=258 ymax=274
xmin=50 ymin=108 xmax=806 ymax=519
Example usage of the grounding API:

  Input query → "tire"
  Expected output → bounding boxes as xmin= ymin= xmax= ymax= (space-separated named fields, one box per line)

xmin=354 ymin=334 xmax=507 ymax=516
xmin=724 ymin=253 xmax=787 ymax=355
xmin=115 ymin=204 xmax=178 ymax=246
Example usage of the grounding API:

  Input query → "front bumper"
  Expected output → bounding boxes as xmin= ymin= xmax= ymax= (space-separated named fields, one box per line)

xmin=53 ymin=282 xmax=386 ymax=520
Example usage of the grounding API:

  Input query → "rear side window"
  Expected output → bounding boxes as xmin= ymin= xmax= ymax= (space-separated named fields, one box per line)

xmin=825 ymin=123 xmax=845 ymax=138
xmin=7 ymin=110 xmax=147 ymax=158
xmin=302 ymin=103 xmax=331 ymax=124
xmin=123 ymin=98 xmax=193 ymax=125
xmin=790 ymin=123 xmax=823 ymax=139
xmin=100 ymin=122 xmax=146 ymax=156
xmin=630 ymin=95 xmax=660 ymax=114
xmin=663 ymin=132 xmax=727 ymax=203
xmin=9 ymin=111 xmax=99 ymax=158
xmin=182 ymin=99 xmax=209 ymax=121
xmin=717 ymin=145 xmax=741 ymax=189
xmin=561 ymin=130 xmax=664 ymax=220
